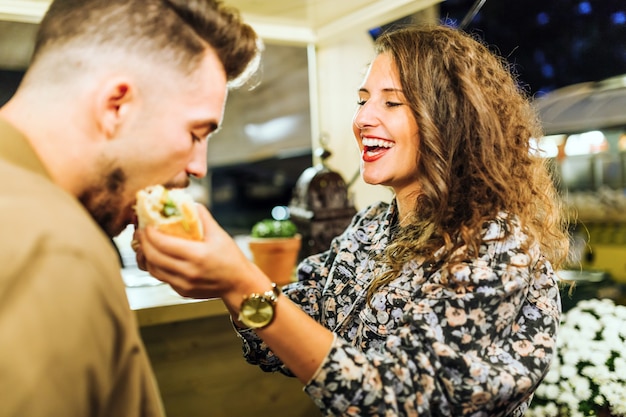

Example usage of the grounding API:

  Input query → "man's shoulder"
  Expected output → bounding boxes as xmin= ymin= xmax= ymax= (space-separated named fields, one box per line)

xmin=1 ymin=160 xmax=94 ymax=233
xmin=0 ymin=160 xmax=118 ymax=277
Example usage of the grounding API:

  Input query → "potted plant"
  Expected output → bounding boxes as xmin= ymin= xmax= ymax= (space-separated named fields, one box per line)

xmin=527 ymin=298 xmax=626 ymax=417
xmin=248 ymin=217 xmax=301 ymax=286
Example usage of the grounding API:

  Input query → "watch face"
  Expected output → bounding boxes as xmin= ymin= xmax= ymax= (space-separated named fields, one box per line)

xmin=241 ymin=297 xmax=274 ymax=328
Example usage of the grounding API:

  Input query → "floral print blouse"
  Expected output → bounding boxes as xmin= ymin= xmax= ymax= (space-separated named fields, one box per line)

xmin=236 ymin=200 xmax=561 ymax=416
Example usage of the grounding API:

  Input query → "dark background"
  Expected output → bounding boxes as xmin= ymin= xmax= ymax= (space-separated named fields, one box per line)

xmin=4 ymin=2 xmax=625 ymax=234
xmin=439 ymin=0 xmax=626 ymax=97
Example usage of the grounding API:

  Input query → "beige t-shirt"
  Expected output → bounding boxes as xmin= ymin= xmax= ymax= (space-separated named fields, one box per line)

xmin=0 ymin=118 xmax=165 ymax=417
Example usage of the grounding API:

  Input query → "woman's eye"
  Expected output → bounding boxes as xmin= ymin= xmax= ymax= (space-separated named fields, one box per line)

xmin=191 ymin=132 xmax=202 ymax=143
xmin=386 ymin=101 xmax=402 ymax=107
xmin=356 ymin=99 xmax=366 ymax=106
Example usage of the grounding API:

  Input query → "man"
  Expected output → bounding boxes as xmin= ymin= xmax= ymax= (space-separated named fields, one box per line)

xmin=0 ymin=0 xmax=260 ymax=416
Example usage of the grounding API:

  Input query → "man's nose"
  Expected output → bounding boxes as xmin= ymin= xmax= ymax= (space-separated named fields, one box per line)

xmin=186 ymin=140 xmax=209 ymax=179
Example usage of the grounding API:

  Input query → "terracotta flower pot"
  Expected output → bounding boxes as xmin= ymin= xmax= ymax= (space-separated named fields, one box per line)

xmin=248 ymin=234 xmax=301 ymax=286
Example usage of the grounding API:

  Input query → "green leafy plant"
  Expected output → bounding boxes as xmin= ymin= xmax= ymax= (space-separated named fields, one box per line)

xmin=251 ymin=218 xmax=298 ymax=238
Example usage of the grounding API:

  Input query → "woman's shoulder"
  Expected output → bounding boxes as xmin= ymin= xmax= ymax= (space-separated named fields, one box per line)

xmin=481 ymin=212 xmax=525 ymax=242
xmin=478 ymin=212 xmax=550 ymax=271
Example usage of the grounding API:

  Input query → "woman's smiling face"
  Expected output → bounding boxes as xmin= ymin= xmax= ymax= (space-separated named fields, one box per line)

xmin=352 ymin=52 xmax=421 ymax=199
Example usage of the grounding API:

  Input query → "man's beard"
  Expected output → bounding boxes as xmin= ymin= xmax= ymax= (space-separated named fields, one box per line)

xmin=78 ymin=167 xmax=129 ymax=238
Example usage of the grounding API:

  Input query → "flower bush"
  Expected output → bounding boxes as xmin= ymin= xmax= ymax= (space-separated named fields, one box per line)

xmin=528 ymin=298 xmax=626 ymax=417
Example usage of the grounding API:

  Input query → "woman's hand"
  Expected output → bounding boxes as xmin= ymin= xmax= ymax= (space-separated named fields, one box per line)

xmin=133 ymin=204 xmax=268 ymax=300
xmin=135 ymin=204 xmax=334 ymax=385
xmin=131 ymin=228 xmax=147 ymax=271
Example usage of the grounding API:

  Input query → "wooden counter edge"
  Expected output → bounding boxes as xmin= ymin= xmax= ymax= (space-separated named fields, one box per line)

xmin=126 ymin=283 xmax=229 ymax=327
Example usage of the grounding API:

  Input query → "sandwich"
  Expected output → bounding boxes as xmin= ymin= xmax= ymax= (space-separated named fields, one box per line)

xmin=135 ymin=184 xmax=203 ymax=240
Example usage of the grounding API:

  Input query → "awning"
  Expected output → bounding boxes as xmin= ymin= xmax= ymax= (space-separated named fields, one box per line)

xmin=533 ymin=75 xmax=626 ymax=135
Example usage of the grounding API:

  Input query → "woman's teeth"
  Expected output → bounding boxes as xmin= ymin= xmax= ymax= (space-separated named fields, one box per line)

xmin=362 ymin=138 xmax=394 ymax=149
xmin=361 ymin=138 xmax=394 ymax=161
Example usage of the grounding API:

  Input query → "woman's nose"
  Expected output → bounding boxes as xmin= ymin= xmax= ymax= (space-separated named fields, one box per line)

xmin=353 ymin=103 xmax=377 ymax=129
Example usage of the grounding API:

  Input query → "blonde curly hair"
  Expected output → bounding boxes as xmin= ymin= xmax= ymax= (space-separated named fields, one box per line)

xmin=367 ymin=24 xmax=570 ymax=300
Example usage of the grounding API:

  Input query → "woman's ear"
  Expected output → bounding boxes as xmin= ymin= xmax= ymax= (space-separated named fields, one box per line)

xmin=96 ymin=79 xmax=133 ymax=138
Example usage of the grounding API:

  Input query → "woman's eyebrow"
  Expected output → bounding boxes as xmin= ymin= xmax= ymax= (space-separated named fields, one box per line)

xmin=358 ymin=87 xmax=403 ymax=93
xmin=383 ymin=87 xmax=403 ymax=93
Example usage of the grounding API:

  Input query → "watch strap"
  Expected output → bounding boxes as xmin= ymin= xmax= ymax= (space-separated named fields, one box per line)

xmin=241 ymin=282 xmax=279 ymax=304
xmin=263 ymin=282 xmax=280 ymax=304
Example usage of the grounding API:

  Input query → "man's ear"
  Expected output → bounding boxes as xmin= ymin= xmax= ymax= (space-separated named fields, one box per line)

xmin=96 ymin=79 xmax=134 ymax=138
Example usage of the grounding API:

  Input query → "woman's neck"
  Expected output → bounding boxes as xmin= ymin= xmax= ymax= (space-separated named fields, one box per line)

xmin=394 ymin=188 xmax=419 ymax=226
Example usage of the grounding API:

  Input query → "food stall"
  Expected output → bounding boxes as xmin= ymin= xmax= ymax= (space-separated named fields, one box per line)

xmin=534 ymin=74 xmax=626 ymax=307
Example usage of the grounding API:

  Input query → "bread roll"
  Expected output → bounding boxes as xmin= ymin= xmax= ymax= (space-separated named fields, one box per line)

xmin=135 ymin=185 xmax=203 ymax=240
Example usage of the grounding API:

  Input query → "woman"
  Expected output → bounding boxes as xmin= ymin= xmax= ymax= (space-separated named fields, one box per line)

xmin=136 ymin=24 xmax=570 ymax=416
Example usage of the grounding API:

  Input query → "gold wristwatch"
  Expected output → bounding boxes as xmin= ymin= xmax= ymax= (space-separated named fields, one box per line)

xmin=238 ymin=283 xmax=280 ymax=329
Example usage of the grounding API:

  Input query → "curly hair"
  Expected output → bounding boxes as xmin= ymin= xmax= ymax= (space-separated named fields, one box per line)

xmin=367 ymin=24 xmax=570 ymax=300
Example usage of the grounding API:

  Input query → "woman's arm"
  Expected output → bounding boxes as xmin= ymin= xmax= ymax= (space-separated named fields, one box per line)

xmin=137 ymin=206 xmax=337 ymax=384
xmin=301 ymin=257 xmax=560 ymax=416
xmin=235 ymin=251 xmax=333 ymax=373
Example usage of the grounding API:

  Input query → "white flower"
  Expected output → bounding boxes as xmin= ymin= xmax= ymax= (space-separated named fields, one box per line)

xmin=543 ymin=402 xmax=559 ymax=417
xmin=615 ymin=305 xmax=626 ymax=320
xmin=571 ymin=375 xmax=591 ymax=400
xmin=559 ymin=364 xmax=577 ymax=379
xmin=614 ymin=357 xmax=626 ymax=375
xmin=578 ymin=298 xmax=614 ymax=316
xmin=583 ymin=363 xmax=612 ymax=384
xmin=557 ymin=391 xmax=580 ymax=411
xmin=561 ymin=350 xmax=581 ymax=365
xmin=530 ymin=298 xmax=626 ymax=417
xmin=568 ymin=311 xmax=602 ymax=332
xmin=543 ymin=383 xmax=561 ymax=400
xmin=600 ymin=383 xmax=626 ymax=404
xmin=543 ymin=366 xmax=560 ymax=384
xmin=613 ymin=401 xmax=626 ymax=416
xmin=588 ymin=350 xmax=610 ymax=367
